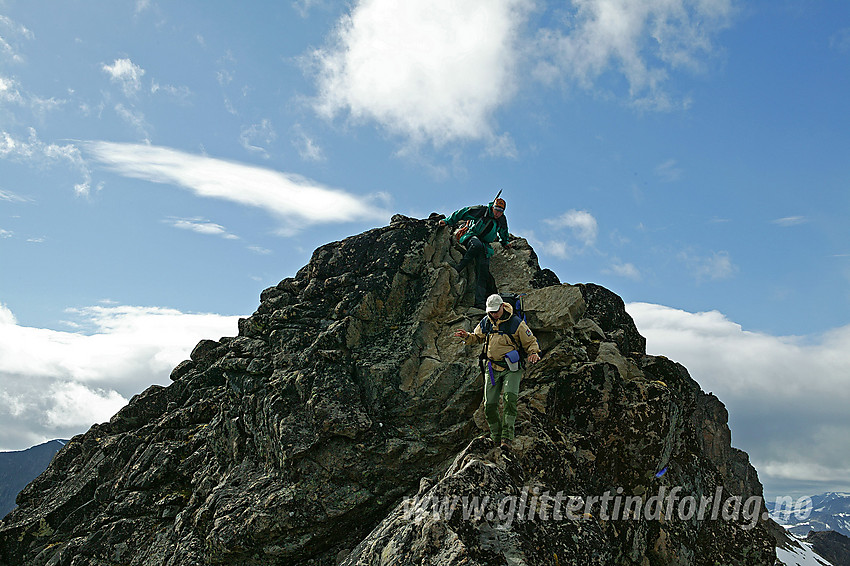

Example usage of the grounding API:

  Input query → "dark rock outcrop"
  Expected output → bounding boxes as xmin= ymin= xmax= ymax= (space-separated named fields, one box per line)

xmin=807 ymin=530 xmax=850 ymax=566
xmin=0 ymin=217 xmax=776 ymax=565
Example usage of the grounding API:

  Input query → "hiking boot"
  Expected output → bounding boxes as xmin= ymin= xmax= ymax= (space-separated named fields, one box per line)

xmin=500 ymin=439 xmax=512 ymax=450
xmin=470 ymin=435 xmax=494 ymax=452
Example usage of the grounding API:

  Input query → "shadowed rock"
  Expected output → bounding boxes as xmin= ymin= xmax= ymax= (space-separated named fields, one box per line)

xmin=806 ymin=530 xmax=850 ymax=566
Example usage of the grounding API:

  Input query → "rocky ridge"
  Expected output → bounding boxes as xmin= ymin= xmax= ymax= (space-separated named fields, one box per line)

xmin=805 ymin=531 xmax=850 ymax=566
xmin=0 ymin=215 xmax=776 ymax=565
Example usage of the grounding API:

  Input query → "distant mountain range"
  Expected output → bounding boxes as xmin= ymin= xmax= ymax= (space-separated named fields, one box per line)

xmin=0 ymin=440 xmax=66 ymax=518
xmin=769 ymin=492 xmax=850 ymax=539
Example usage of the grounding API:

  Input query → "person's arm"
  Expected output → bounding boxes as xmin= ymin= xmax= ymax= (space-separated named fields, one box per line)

xmin=498 ymin=217 xmax=510 ymax=247
xmin=444 ymin=206 xmax=471 ymax=227
xmin=516 ymin=321 xmax=541 ymax=357
xmin=454 ymin=322 xmax=485 ymax=344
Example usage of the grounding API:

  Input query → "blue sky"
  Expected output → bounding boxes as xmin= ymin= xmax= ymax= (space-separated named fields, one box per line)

xmin=1 ymin=1 xmax=849 ymax=499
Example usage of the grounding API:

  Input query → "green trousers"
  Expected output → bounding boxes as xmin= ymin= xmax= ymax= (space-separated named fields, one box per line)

xmin=484 ymin=366 xmax=522 ymax=442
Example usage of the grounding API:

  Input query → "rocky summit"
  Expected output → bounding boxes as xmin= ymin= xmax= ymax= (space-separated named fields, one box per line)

xmin=0 ymin=215 xmax=777 ymax=565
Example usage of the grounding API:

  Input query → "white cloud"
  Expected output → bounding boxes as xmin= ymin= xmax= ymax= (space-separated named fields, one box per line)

xmin=29 ymin=95 xmax=65 ymax=116
xmin=1 ymin=74 xmax=65 ymax=117
xmin=217 ymin=69 xmax=234 ymax=87
xmin=135 ymin=0 xmax=152 ymax=14
xmin=44 ymin=382 xmax=128 ymax=429
xmin=545 ymin=209 xmax=599 ymax=246
xmin=0 ymin=188 xmax=29 ymax=202
xmin=311 ymin=0 xmax=531 ymax=147
xmin=102 ymin=58 xmax=146 ymax=97
xmin=540 ymin=240 xmax=572 ymax=259
xmin=484 ymin=132 xmax=518 ymax=159
xmin=534 ymin=0 xmax=734 ymax=110
xmin=607 ymin=260 xmax=641 ymax=280
xmin=240 ymin=119 xmax=277 ymax=157
xmin=292 ymin=125 xmax=325 ymax=162
xmin=150 ymin=81 xmax=192 ymax=101
xmin=0 ymin=302 xmax=241 ymax=450
xmin=655 ymin=158 xmax=683 ymax=182
xmin=216 ymin=51 xmax=236 ymax=86
xmin=0 ymin=128 xmax=92 ymax=195
xmin=0 ymin=75 xmax=23 ymax=104
xmin=293 ymin=0 xmax=326 ymax=18
xmin=114 ymin=103 xmax=151 ymax=140
xmin=0 ymin=228 xmax=12 ymax=238
xmin=306 ymin=1 xmax=739 ymax=156
xmin=0 ymin=303 xmax=239 ymax=385
xmin=0 ymin=36 xmax=16 ymax=63
xmin=678 ymin=249 xmax=736 ymax=281
xmin=167 ymin=217 xmax=240 ymax=240
xmin=772 ymin=216 xmax=808 ymax=227
xmin=0 ymin=15 xmax=33 ymax=63
xmin=83 ymin=141 xmax=390 ymax=232
xmin=627 ymin=302 xmax=850 ymax=493
xmin=522 ymin=230 xmax=575 ymax=260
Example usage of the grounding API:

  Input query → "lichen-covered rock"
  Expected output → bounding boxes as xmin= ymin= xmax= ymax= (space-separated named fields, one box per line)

xmin=0 ymin=217 xmax=776 ymax=566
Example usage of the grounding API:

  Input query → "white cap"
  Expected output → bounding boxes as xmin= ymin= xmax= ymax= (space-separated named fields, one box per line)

xmin=485 ymin=294 xmax=504 ymax=312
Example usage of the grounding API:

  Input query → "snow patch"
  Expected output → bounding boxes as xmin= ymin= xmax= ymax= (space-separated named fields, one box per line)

xmin=776 ymin=540 xmax=834 ymax=566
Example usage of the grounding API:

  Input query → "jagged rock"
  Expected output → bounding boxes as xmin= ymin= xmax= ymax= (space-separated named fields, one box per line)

xmin=489 ymin=237 xmax=539 ymax=294
xmin=522 ymin=284 xmax=585 ymax=332
xmin=531 ymin=268 xmax=561 ymax=289
xmin=579 ymin=283 xmax=646 ymax=356
xmin=0 ymin=216 xmax=777 ymax=565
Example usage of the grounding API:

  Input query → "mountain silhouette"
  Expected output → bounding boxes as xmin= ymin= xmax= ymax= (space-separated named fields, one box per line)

xmin=0 ymin=215 xmax=778 ymax=565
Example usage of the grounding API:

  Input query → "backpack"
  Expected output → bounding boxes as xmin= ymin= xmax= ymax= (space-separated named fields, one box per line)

xmin=453 ymin=220 xmax=471 ymax=242
xmin=478 ymin=295 xmax=528 ymax=369
xmin=499 ymin=293 xmax=526 ymax=323
xmin=455 ymin=209 xmax=498 ymax=244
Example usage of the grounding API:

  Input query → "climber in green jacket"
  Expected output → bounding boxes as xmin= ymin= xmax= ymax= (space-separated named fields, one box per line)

xmin=439 ymin=195 xmax=510 ymax=309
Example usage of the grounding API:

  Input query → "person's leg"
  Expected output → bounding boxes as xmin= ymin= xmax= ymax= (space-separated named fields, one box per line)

xmin=474 ymin=253 xmax=490 ymax=308
xmin=483 ymin=367 xmax=503 ymax=443
xmin=500 ymin=369 xmax=522 ymax=441
xmin=456 ymin=236 xmax=484 ymax=273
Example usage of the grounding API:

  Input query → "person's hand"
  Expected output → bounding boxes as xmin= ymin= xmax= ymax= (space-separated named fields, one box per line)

xmin=439 ymin=220 xmax=447 ymax=227
xmin=454 ymin=329 xmax=469 ymax=339
xmin=527 ymin=353 xmax=540 ymax=364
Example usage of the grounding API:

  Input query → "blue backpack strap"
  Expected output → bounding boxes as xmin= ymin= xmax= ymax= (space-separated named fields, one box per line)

xmin=502 ymin=315 xmax=522 ymax=336
xmin=479 ymin=317 xmax=492 ymax=334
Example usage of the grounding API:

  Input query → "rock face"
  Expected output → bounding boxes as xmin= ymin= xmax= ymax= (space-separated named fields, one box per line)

xmin=806 ymin=530 xmax=850 ymax=566
xmin=0 ymin=215 xmax=776 ymax=565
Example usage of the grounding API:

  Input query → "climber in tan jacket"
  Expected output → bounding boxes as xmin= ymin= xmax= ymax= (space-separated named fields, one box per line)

xmin=454 ymin=294 xmax=540 ymax=449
